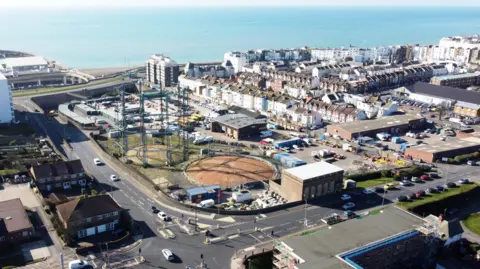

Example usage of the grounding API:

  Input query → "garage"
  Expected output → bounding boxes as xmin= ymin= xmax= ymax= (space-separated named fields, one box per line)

xmin=86 ymin=227 xmax=96 ymax=236
xmin=97 ymin=224 xmax=107 ymax=233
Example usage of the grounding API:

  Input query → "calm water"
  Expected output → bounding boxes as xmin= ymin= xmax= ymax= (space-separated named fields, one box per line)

xmin=1 ymin=7 xmax=480 ymax=68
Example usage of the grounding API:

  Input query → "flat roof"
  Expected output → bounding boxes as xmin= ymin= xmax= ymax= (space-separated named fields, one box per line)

xmin=407 ymin=137 xmax=480 ymax=154
xmin=0 ymin=198 xmax=32 ymax=233
xmin=58 ymin=104 xmax=94 ymax=125
xmin=433 ymin=72 xmax=480 ymax=81
xmin=74 ymin=104 xmax=96 ymax=113
xmin=281 ymin=207 xmax=425 ymax=269
xmin=100 ymin=108 xmax=123 ymax=121
xmin=329 ymin=114 xmax=423 ymax=135
xmin=214 ymin=113 xmax=267 ymax=129
xmin=0 ymin=56 xmax=48 ymax=68
xmin=0 ymin=73 xmax=6 ymax=80
xmin=284 ymin=161 xmax=343 ymax=181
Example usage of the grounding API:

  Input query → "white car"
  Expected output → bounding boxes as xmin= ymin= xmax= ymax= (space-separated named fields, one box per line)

xmin=340 ymin=194 xmax=351 ymax=201
xmin=93 ymin=158 xmax=103 ymax=165
xmin=343 ymin=202 xmax=356 ymax=210
xmin=68 ymin=260 xmax=89 ymax=269
xmin=157 ymin=211 xmax=170 ymax=221
xmin=110 ymin=175 xmax=119 ymax=181
xmin=363 ymin=189 xmax=373 ymax=195
xmin=161 ymin=249 xmax=174 ymax=261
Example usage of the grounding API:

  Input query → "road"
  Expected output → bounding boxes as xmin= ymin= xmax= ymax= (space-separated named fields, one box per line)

xmin=15 ymin=93 xmax=480 ymax=269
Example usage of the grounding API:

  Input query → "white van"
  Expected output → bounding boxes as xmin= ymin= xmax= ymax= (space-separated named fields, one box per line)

xmin=197 ymin=199 xmax=215 ymax=208
xmin=68 ymin=260 xmax=89 ymax=269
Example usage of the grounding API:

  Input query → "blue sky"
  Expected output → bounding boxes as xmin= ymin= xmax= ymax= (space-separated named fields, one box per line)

xmin=2 ymin=0 xmax=479 ymax=7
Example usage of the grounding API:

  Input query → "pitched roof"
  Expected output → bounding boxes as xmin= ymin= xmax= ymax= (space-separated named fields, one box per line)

xmin=31 ymin=160 xmax=85 ymax=179
xmin=0 ymin=198 xmax=33 ymax=234
xmin=406 ymin=82 xmax=480 ymax=105
xmin=56 ymin=195 xmax=122 ymax=223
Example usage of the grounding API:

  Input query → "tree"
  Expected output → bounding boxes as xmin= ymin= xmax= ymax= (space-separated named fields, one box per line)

xmin=437 ymin=101 xmax=450 ymax=120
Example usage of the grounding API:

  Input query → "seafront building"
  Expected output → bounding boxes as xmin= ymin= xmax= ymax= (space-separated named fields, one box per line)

xmin=0 ymin=56 xmax=49 ymax=77
xmin=145 ymin=54 xmax=180 ymax=88
xmin=0 ymin=73 xmax=15 ymax=124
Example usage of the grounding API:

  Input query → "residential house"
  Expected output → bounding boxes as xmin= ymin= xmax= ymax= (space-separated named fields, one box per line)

xmin=56 ymin=195 xmax=124 ymax=241
xmin=0 ymin=198 xmax=34 ymax=247
xmin=322 ymin=93 xmax=341 ymax=104
xmin=30 ymin=160 xmax=86 ymax=192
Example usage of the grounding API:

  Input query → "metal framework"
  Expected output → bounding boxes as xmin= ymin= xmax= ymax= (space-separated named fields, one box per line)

xmin=113 ymin=81 xmax=190 ymax=167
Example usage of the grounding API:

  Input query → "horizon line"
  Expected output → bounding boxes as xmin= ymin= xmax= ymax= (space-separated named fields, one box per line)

xmin=2 ymin=4 xmax=480 ymax=8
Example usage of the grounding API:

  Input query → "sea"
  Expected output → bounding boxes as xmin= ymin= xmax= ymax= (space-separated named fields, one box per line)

xmin=1 ymin=6 xmax=480 ymax=69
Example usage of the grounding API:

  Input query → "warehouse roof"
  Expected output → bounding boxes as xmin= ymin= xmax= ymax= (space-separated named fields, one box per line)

xmin=329 ymin=114 xmax=423 ymax=134
xmin=284 ymin=161 xmax=343 ymax=181
xmin=214 ymin=114 xmax=267 ymax=130
xmin=228 ymin=106 xmax=267 ymax=119
xmin=281 ymin=207 xmax=425 ymax=269
xmin=58 ymin=104 xmax=94 ymax=125
xmin=433 ymin=72 xmax=480 ymax=81
xmin=0 ymin=56 xmax=48 ymax=68
xmin=406 ymin=137 xmax=480 ymax=154
xmin=186 ymin=185 xmax=220 ymax=196
xmin=405 ymin=82 xmax=480 ymax=105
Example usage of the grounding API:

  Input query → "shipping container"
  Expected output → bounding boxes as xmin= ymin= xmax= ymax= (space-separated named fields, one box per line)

xmin=273 ymin=138 xmax=303 ymax=149
xmin=186 ymin=185 xmax=221 ymax=203
xmin=273 ymin=152 xmax=290 ymax=161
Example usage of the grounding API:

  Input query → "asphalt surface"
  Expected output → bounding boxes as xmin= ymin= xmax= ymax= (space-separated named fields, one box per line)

xmin=15 ymin=87 xmax=480 ymax=269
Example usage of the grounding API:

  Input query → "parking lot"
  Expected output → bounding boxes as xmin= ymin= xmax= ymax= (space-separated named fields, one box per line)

xmin=0 ymin=183 xmax=41 ymax=208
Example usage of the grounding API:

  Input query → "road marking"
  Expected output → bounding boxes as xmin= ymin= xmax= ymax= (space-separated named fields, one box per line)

xmin=249 ymin=234 xmax=262 ymax=242
xmin=228 ymin=234 xmax=239 ymax=240
xmin=260 ymin=214 xmax=267 ymax=218
xmin=286 ymin=226 xmax=298 ymax=231
xmin=137 ymin=200 xmax=145 ymax=206
xmin=278 ymin=222 xmax=292 ymax=227
xmin=91 ymin=260 xmax=97 ymax=268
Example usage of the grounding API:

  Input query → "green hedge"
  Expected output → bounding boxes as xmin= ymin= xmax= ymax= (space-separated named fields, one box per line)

xmin=346 ymin=170 xmax=391 ymax=182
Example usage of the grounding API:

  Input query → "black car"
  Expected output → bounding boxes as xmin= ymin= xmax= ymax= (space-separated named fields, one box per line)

xmin=406 ymin=193 xmax=416 ymax=200
xmin=151 ymin=206 xmax=160 ymax=214
xmin=446 ymin=182 xmax=457 ymax=188
xmin=429 ymin=173 xmax=439 ymax=178
xmin=426 ymin=187 xmax=437 ymax=194
xmin=374 ymin=187 xmax=384 ymax=193
xmin=397 ymin=195 xmax=408 ymax=202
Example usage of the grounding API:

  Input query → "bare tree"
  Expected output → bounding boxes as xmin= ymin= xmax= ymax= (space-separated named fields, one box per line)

xmin=437 ymin=101 xmax=450 ymax=121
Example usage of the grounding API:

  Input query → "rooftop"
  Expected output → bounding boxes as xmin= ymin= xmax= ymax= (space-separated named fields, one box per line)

xmin=214 ymin=113 xmax=267 ymax=130
xmin=186 ymin=185 xmax=220 ymax=196
xmin=330 ymin=114 xmax=423 ymax=134
xmin=58 ymin=104 xmax=95 ymax=125
xmin=56 ymin=195 xmax=122 ymax=223
xmin=433 ymin=72 xmax=480 ymax=81
xmin=281 ymin=207 xmax=425 ymax=269
xmin=0 ymin=56 xmax=48 ymax=68
xmin=407 ymin=137 xmax=480 ymax=154
xmin=405 ymin=82 xmax=480 ymax=105
xmin=284 ymin=161 xmax=343 ymax=181
xmin=0 ymin=198 xmax=33 ymax=234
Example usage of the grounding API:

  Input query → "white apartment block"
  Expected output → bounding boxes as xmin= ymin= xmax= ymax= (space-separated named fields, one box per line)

xmin=439 ymin=35 xmax=480 ymax=50
xmin=223 ymin=52 xmax=248 ymax=74
xmin=145 ymin=54 xmax=179 ymax=88
xmin=0 ymin=73 xmax=14 ymax=124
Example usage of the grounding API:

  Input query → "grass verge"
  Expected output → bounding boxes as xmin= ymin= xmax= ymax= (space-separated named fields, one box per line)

xmin=463 ymin=213 xmax=480 ymax=236
xmin=397 ymin=183 xmax=478 ymax=210
xmin=355 ymin=177 xmax=395 ymax=189
xmin=12 ymin=77 xmax=123 ymax=97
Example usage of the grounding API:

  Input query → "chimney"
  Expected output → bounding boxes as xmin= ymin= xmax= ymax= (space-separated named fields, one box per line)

xmin=439 ymin=214 xmax=444 ymax=223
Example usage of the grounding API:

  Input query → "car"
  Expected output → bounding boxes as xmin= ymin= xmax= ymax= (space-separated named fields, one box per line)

xmin=384 ymin=183 xmax=397 ymax=190
xmin=342 ymin=202 xmax=355 ymax=210
xmin=458 ymin=178 xmax=469 ymax=184
xmin=420 ymin=175 xmax=430 ymax=181
xmin=411 ymin=177 xmax=421 ymax=183
xmin=426 ymin=187 xmax=437 ymax=194
xmin=397 ymin=195 xmax=408 ymax=202
xmin=151 ymin=206 xmax=160 ymax=214
xmin=162 ymin=249 xmax=174 ymax=261
xmin=415 ymin=190 xmax=426 ymax=198
xmin=344 ymin=210 xmax=356 ymax=218
xmin=406 ymin=193 xmax=416 ymax=200
xmin=429 ymin=173 xmax=439 ymax=179
xmin=157 ymin=211 xmax=170 ymax=221
xmin=68 ymin=260 xmax=90 ymax=269
xmin=110 ymin=175 xmax=119 ymax=181
xmin=374 ymin=187 xmax=384 ymax=193
xmin=400 ymin=180 xmax=412 ymax=186
xmin=340 ymin=194 xmax=352 ymax=201
xmin=446 ymin=182 xmax=457 ymax=188
xmin=93 ymin=158 xmax=103 ymax=165
xmin=435 ymin=185 xmax=445 ymax=192
xmin=363 ymin=189 xmax=374 ymax=195
xmin=467 ymin=160 xmax=476 ymax=166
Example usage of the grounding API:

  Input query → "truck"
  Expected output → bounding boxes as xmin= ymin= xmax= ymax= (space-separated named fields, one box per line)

xmin=376 ymin=133 xmax=391 ymax=141
xmin=197 ymin=199 xmax=215 ymax=208
xmin=319 ymin=149 xmax=334 ymax=158
xmin=273 ymin=138 xmax=303 ymax=149
xmin=232 ymin=190 xmax=253 ymax=203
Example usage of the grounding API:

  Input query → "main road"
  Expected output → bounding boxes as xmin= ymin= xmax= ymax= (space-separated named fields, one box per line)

xmin=15 ymin=95 xmax=480 ymax=269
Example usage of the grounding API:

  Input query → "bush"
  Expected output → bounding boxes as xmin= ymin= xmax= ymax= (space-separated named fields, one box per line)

xmin=381 ymin=170 xmax=391 ymax=178
xmin=346 ymin=170 xmax=383 ymax=182
xmin=393 ymin=174 xmax=402 ymax=181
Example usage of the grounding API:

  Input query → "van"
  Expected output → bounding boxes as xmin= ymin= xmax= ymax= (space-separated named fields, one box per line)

xmin=68 ymin=260 xmax=89 ymax=269
xmin=197 ymin=199 xmax=215 ymax=208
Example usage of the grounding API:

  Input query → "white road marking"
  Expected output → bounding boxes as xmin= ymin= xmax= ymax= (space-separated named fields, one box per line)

xmin=286 ymin=226 xmax=298 ymax=231
xmin=249 ymin=234 xmax=262 ymax=242
xmin=137 ymin=200 xmax=145 ymax=206
xmin=91 ymin=260 xmax=97 ymax=268
xmin=278 ymin=222 xmax=291 ymax=227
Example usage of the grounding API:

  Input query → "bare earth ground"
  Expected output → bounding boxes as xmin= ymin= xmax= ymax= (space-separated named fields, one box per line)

xmin=79 ymin=66 xmax=141 ymax=77
xmin=186 ymin=155 xmax=274 ymax=188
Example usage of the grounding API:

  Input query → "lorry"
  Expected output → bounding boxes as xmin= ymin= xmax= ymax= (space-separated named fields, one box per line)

xmin=318 ymin=149 xmax=334 ymax=158
xmin=376 ymin=133 xmax=391 ymax=141
xmin=273 ymin=138 xmax=303 ymax=149
xmin=232 ymin=190 xmax=253 ymax=203
xmin=197 ymin=199 xmax=215 ymax=208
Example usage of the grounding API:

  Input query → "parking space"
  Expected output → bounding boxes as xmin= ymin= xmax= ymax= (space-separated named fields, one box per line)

xmin=0 ymin=183 xmax=41 ymax=208
xmin=21 ymin=241 xmax=51 ymax=262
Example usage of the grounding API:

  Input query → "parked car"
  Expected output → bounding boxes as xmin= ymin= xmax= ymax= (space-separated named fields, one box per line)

xmin=435 ymin=185 xmax=445 ymax=192
xmin=446 ymin=182 xmax=457 ymax=188
xmin=458 ymin=178 xmax=469 ymax=184
xmin=363 ymin=189 xmax=374 ymax=195
xmin=411 ymin=177 xmax=421 ymax=183
xmin=342 ymin=202 xmax=355 ymax=210
xmin=467 ymin=160 xmax=476 ymax=166
xmin=426 ymin=187 xmax=437 ymax=194
xmin=344 ymin=210 xmax=357 ymax=219
xmin=162 ymin=249 xmax=175 ymax=261
xmin=400 ymin=180 xmax=412 ymax=186
xmin=406 ymin=193 xmax=416 ymax=200
xmin=429 ymin=173 xmax=439 ymax=179
xmin=151 ymin=206 xmax=160 ymax=214
xmin=374 ymin=187 xmax=384 ymax=193
xmin=415 ymin=190 xmax=426 ymax=198
xmin=397 ymin=195 xmax=408 ymax=202
xmin=420 ymin=175 xmax=430 ymax=181
xmin=341 ymin=194 xmax=352 ymax=201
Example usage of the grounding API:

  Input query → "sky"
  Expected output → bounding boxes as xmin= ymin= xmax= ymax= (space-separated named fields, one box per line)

xmin=1 ymin=0 xmax=480 ymax=7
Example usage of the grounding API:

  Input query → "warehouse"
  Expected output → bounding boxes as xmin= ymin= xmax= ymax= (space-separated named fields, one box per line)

xmin=185 ymin=185 xmax=221 ymax=203
xmin=326 ymin=114 xmax=424 ymax=141
xmin=211 ymin=113 xmax=267 ymax=140
xmin=404 ymin=137 xmax=480 ymax=163
xmin=269 ymin=161 xmax=344 ymax=202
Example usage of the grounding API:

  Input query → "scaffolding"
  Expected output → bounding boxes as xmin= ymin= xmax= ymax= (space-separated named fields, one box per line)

xmin=113 ymin=82 xmax=190 ymax=167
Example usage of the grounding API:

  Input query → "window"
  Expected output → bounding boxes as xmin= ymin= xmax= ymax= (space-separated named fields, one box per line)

xmin=112 ymin=211 xmax=118 ymax=216
xmin=55 ymin=176 xmax=61 ymax=181
xmin=71 ymin=174 xmax=77 ymax=179
xmin=0 ymin=236 xmax=5 ymax=242
xmin=78 ymin=229 xmax=87 ymax=239
xmin=22 ymin=231 xmax=29 ymax=237
xmin=107 ymin=222 xmax=115 ymax=231
xmin=104 ymin=213 xmax=111 ymax=218
xmin=79 ymin=173 xmax=84 ymax=177
xmin=39 ymin=179 xmax=45 ymax=183
xmin=97 ymin=215 xmax=103 ymax=221
xmin=86 ymin=217 xmax=92 ymax=223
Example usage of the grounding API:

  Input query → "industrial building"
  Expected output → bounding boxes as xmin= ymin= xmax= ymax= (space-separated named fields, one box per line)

xmin=269 ymin=161 xmax=344 ymax=202
xmin=404 ymin=137 xmax=480 ymax=163
xmin=0 ymin=56 xmax=49 ymax=76
xmin=326 ymin=114 xmax=424 ymax=141
xmin=211 ymin=114 xmax=267 ymax=140
xmin=58 ymin=104 xmax=95 ymax=129
xmin=185 ymin=185 xmax=221 ymax=203
xmin=271 ymin=207 xmax=434 ymax=269
xmin=145 ymin=54 xmax=180 ymax=88
xmin=0 ymin=73 xmax=14 ymax=124
xmin=430 ymin=73 xmax=480 ymax=88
